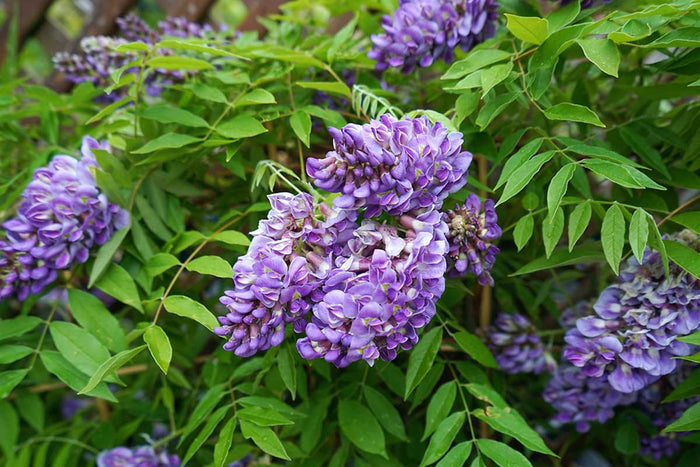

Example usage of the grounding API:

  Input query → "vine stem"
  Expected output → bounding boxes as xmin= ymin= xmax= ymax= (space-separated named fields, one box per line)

xmin=151 ymin=212 xmax=249 ymax=325
xmin=657 ymin=193 xmax=700 ymax=228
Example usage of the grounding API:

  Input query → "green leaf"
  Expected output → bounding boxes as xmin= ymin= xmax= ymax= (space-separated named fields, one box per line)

xmin=648 ymin=218 xmax=670 ymax=276
xmin=513 ymin=242 xmax=604 ymax=276
xmin=577 ymin=38 xmax=620 ymax=77
xmin=0 ymin=345 xmax=33 ymax=364
xmin=364 ymin=385 xmax=408 ymax=441
xmin=144 ymin=326 xmax=171 ymax=374
xmin=0 ymin=369 xmax=28 ymax=398
xmin=237 ymin=406 xmax=293 ymax=426
xmin=145 ymin=253 xmax=181 ymax=276
xmin=564 ymin=141 xmax=645 ymax=168
xmin=670 ymin=212 xmax=700 ymax=234
xmin=619 ymin=126 xmax=670 ymax=179
xmin=210 ymin=230 xmax=251 ymax=246
xmin=436 ymin=442 xmax=473 ymax=467
xmin=583 ymin=159 xmax=665 ymax=190
xmin=420 ymin=412 xmax=465 ymax=466
xmin=78 ymin=346 xmax=146 ymax=395
xmin=465 ymin=383 xmax=508 ymax=408
xmin=514 ymin=215 xmax=534 ymax=251
xmin=16 ymin=391 xmax=44 ymax=432
xmin=0 ymin=316 xmax=43 ymax=341
xmin=405 ymin=327 xmax=443 ymax=399
xmin=297 ymin=81 xmax=351 ymax=98
xmin=663 ymin=401 xmax=700 ymax=432
xmin=184 ymin=406 xmax=229 ymax=463
xmin=543 ymin=207 xmax=564 ymax=258
xmin=157 ymin=39 xmax=245 ymax=59
xmin=568 ymin=201 xmax=592 ymax=251
xmin=477 ymin=439 xmax=533 ymax=467
xmin=480 ymin=62 xmax=514 ymax=96
xmin=601 ymin=205 xmax=626 ymax=274
xmin=162 ymin=295 xmax=219 ymax=331
xmin=43 ymin=351 xmax=116 ymax=401
xmin=277 ymin=345 xmax=297 ymax=399
xmin=141 ymin=105 xmax=210 ymax=128
xmin=68 ymin=289 xmax=126 ymax=352
xmin=146 ymin=56 xmax=214 ymax=70
xmin=215 ymin=115 xmax=267 ymax=139
xmin=89 ymin=226 xmax=129 ymax=287
xmin=186 ymin=255 xmax=232 ymax=278
xmin=237 ymin=88 xmax=276 ymax=106
xmin=664 ymin=368 xmax=700 ymax=402
xmin=547 ymin=164 xmax=575 ymax=217
xmin=615 ymin=421 xmax=640 ymax=455
xmin=422 ymin=381 xmax=456 ymax=441
xmin=544 ymin=103 xmax=605 ymax=127
xmin=453 ymin=331 xmax=498 ymax=368
xmin=132 ymin=133 xmax=201 ymax=154
xmin=86 ymin=97 xmax=133 ymax=124
xmin=180 ymin=384 xmax=228 ymax=444
xmin=338 ymin=400 xmax=386 ymax=457
xmin=453 ymin=91 xmax=480 ymax=126
xmin=50 ymin=322 xmax=113 ymax=378
xmin=629 ymin=208 xmax=649 ymax=264
xmin=0 ymin=400 xmax=18 ymax=458
xmin=239 ymin=419 xmax=291 ymax=460
xmin=473 ymin=406 xmax=555 ymax=456
xmin=505 ymin=14 xmax=549 ymax=44
xmin=647 ymin=27 xmax=700 ymax=48
xmin=290 ymin=111 xmax=312 ymax=148
xmin=188 ymin=83 xmax=228 ymax=103
xmin=96 ymin=263 xmax=144 ymax=312
xmin=136 ymin=195 xmax=172 ymax=241
xmin=547 ymin=0 xmax=580 ymax=30
xmin=443 ymin=49 xmax=512 ymax=80
xmin=213 ymin=417 xmax=236 ymax=467
xmin=497 ymin=151 xmax=555 ymax=206
xmin=664 ymin=239 xmax=700 ymax=279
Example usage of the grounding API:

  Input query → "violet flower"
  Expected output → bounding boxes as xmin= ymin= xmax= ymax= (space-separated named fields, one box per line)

xmin=97 ymin=446 xmax=180 ymax=467
xmin=484 ymin=312 xmax=556 ymax=374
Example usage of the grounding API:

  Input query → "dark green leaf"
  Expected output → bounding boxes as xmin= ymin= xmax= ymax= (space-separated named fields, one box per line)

xmin=364 ymin=385 xmax=408 ymax=441
xmin=132 ymin=133 xmax=201 ymax=154
xmin=547 ymin=164 xmax=575 ymax=217
xmin=213 ymin=417 xmax=236 ymax=467
xmin=405 ymin=327 xmax=443 ymax=399
xmin=215 ymin=115 xmax=267 ymax=139
xmin=544 ymin=103 xmax=605 ymax=127
xmin=184 ymin=406 xmax=229 ymax=463
xmin=664 ymin=239 xmax=700 ymax=279
xmin=601 ymin=205 xmax=626 ymax=274
xmin=210 ymin=230 xmax=251 ymax=246
xmin=78 ymin=346 xmax=146 ymax=396
xmin=577 ymin=38 xmax=620 ymax=77
xmin=43 ymin=351 xmax=117 ymax=401
xmin=141 ymin=105 xmax=210 ymax=127
xmin=497 ymin=151 xmax=555 ymax=206
xmin=0 ymin=345 xmax=33 ymax=364
xmin=297 ymin=81 xmax=351 ymax=98
xmin=146 ymin=56 xmax=214 ymax=70
xmin=237 ymin=406 xmax=293 ymax=426
xmin=663 ymin=401 xmax=700 ymax=432
xmin=670 ymin=212 xmax=700 ymax=235
xmin=473 ymin=406 xmax=555 ymax=456
xmin=514 ymin=215 xmax=534 ymax=251
xmin=422 ymin=381 xmax=456 ymax=441
xmin=144 ymin=325 xmax=171 ymax=374
xmin=436 ymin=442 xmax=473 ymax=467
xmin=96 ymin=263 xmax=143 ymax=312
xmin=568 ymin=201 xmax=592 ymax=251
xmin=420 ymin=412 xmax=465 ymax=466
xmin=0 ymin=316 xmax=43 ymax=341
xmin=50 ymin=322 xmax=112 ymax=378
xmin=338 ymin=399 xmax=386 ymax=457
xmin=477 ymin=439 xmax=533 ymax=467
xmin=629 ymin=208 xmax=649 ymax=264
xmin=453 ymin=331 xmax=498 ymax=368
xmin=68 ymin=289 xmax=126 ymax=352
xmin=290 ymin=111 xmax=312 ymax=147
xmin=89 ymin=226 xmax=130 ymax=287
xmin=505 ymin=14 xmax=549 ymax=44
xmin=0 ymin=369 xmax=28 ymax=398
xmin=543 ymin=207 xmax=564 ymax=258
xmin=277 ymin=345 xmax=297 ymax=399
xmin=162 ymin=295 xmax=219 ymax=331
xmin=513 ymin=242 xmax=604 ymax=276
xmin=615 ymin=421 xmax=640 ymax=455
xmin=186 ymin=255 xmax=232 ymax=278
xmin=443 ymin=50 xmax=512 ymax=80
xmin=239 ymin=419 xmax=291 ymax=460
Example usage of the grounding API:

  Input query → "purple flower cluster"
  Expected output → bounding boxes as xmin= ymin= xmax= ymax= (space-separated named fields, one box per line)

xmin=563 ymin=230 xmax=700 ymax=393
xmin=307 ymin=114 xmax=472 ymax=218
xmin=543 ymin=363 xmax=637 ymax=433
xmin=53 ymin=13 xmax=225 ymax=102
xmin=444 ymin=193 xmax=501 ymax=285
xmin=368 ymin=0 xmax=499 ymax=73
xmin=97 ymin=446 xmax=180 ymax=467
xmin=0 ymin=137 xmax=129 ymax=301
xmin=484 ymin=312 xmax=555 ymax=374
xmin=218 ymin=116 xmax=478 ymax=367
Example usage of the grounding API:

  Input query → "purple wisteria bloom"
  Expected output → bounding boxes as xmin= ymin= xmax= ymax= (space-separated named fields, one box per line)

xmin=297 ymin=210 xmax=449 ymax=367
xmin=54 ymin=13 xmax=228 ymax=102
xmin=543 ymin=363 xmax=637 ymax=433
xmin=214 ymin=193 xmax=346 ymax=357
xmin=307 ymin=114 xmax=472 ymax=218
xmin=368 ymin=0 xmax=499 ymax=73
xmin=97 ymin=446 xmax=180 ymax=467
xmin=484 ymin=312 xmax=556 ymax=374
xmin=0 ymin=137 xmax=129 ymax=301
xmin=444 ymin=193 xmax=501 ymax=285
xmin=563 ymin=230 xmax=700 ymax=393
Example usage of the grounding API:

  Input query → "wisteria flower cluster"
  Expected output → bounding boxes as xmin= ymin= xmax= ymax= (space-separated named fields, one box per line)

xmin=444 ymin=193 xmax=501 ymax=285
xmin=217 ymin=115 xmax=500 ymax=367
xmin=484 ymin=312 xmax=556 ymax=374
xmin=0 ymin=137 xmax=128 ymax=301
xmin=53 ymin=13 xmax=226 ymax=102
xmin=543 ymin=362 xmax=637 ymax=433
xmin=97 ymin=445 xmax=180 ymax=467
xmin=563 ymin=230 xmax=700 ymax=393
xmin=368 ymin=0 xmax=499 ymax=73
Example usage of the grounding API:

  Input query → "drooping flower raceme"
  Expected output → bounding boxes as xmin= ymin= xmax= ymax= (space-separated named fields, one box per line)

xmin=444 ymin=193 xmax=501 ymax=285
xmin=543 ymin=362 xmax=637 ymax=433
xmin=0 ymin=137 xmax=129 ymax=301
xmin=484 ymin=312 xmax=556 ymax=374
xmin=563 ymin=230 xmax=700 ymax=393
xmin=54 ymin=13 xmax=227 ymax=102
xmin=368 ymin=0 xmax=499 ymax=73
xmin=97 ymin=446 xmax=180 ymax=467
xmin=307 ymin=114 xmax=472 ymax=218
xmin=297 ymin=210 xmax=449 ymax=367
